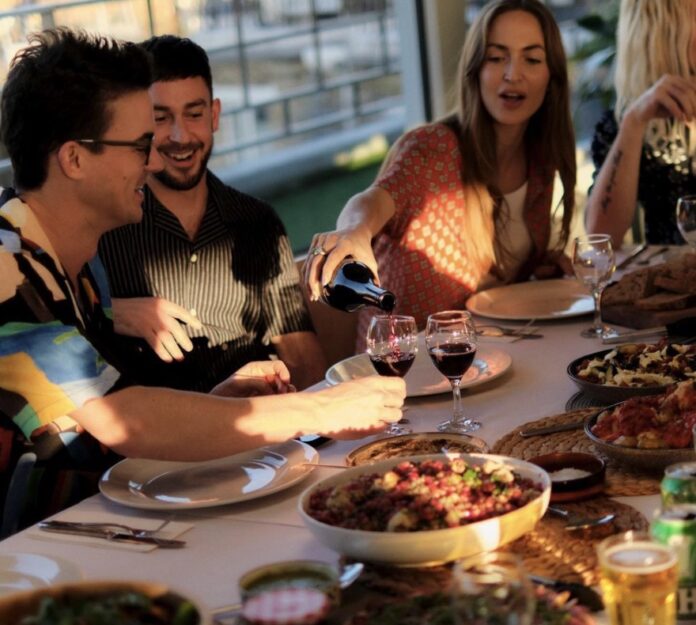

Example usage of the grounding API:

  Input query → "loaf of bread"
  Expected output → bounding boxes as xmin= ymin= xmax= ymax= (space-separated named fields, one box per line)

xmin=601 ymin=267 xmax=656 ymax=306
xmin=635 ymin=292 xmax=695 ymax=310
xmin=602 ymin=251 xmax=696 ymax=310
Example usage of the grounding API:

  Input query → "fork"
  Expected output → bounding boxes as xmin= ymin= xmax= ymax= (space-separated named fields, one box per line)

xmin=44 ymin=518 xmax=171 ymax=538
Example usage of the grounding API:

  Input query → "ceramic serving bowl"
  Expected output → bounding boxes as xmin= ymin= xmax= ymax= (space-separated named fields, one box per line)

xmin=584 ymin=408 xmax=696 ymax=471
xmin=567 ymin=349 xmax=670 ymax=404
xmin=298 ymin=453 xmax=550 ymax=567
xmin=527 ymin=452 xmax=606 ymax=502
xmin=0 ymin=581 xmax=201 ymax=624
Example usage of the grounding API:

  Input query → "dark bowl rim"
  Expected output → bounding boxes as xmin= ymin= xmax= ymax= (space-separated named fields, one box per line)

xmin=527 ymin=451 xmax=606 ymax=492
xmin=566 ymin=348 xmax=671 ymax=394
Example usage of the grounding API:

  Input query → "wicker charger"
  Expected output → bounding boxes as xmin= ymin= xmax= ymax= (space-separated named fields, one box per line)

xmin=342 ymin=498 xmax=646 ymax=592
xmin=503 ymin=497 xmax=648 ymax=586
xmin=492 ymin=407 xmax=662 ymax=497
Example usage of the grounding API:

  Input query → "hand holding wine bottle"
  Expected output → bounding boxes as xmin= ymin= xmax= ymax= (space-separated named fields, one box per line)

xmin=366 ymin=314 xmax=418 ymax=436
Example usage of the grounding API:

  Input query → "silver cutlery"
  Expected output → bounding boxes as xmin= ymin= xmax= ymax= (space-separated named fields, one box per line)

xmin=635 ymin=245 xmax=669 ymax=266
xmin=529 ymin=574 xmax=604 ymax=611
xmin=38 ymin=520 xmax=186 ymax=548
xmin=615 ymin=242 xmax=648 ymax=270
xmin=477 ymin=325 xmax=543 ymax=339
xmin=547 ymin=506 xmax=616 ymax=531
xmin=519 ymin=421 xmax=585 ymax=437
xmin=40 ymin=518 xmax=171 ymax=538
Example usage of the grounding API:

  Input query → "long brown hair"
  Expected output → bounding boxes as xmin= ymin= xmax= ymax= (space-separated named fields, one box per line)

xmin=455 ymin=0 xmax=576 ymax=269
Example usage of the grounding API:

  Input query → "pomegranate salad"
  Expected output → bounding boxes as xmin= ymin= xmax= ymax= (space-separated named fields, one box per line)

xmin=306 ymin=458 xmax=543 ymax=532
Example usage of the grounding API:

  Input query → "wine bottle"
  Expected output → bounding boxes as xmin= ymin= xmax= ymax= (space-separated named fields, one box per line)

xmin=322 ymin=259 xmax=396 ymax=313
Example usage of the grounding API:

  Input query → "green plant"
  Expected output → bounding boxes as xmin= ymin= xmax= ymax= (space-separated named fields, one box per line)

xmin=572 ymin=1 xmax=619 ymax=109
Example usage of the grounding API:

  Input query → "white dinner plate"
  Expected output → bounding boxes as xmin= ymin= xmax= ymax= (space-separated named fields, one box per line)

xmin=0 ymin=553 xmax=82 ymax=596
xmin=466 ymin=279 xmax=594 ymax=321
xmin=325 ymin=344 xmax=512 ymax=397
xmin=99 ymin=440 xmax=318 ymax=511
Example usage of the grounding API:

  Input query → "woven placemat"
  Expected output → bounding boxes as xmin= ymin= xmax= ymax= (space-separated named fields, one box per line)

xmin=491 ymin=408 xmax=662 ymax=496
xmin=504 ymin=497 xmax=648 ymax=586
xmin=342 ymin=497 xmax=646 ymax=595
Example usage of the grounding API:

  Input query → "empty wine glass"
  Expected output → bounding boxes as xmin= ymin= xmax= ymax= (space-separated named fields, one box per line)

xmin=425 ymin=310 xmax=480 ymax=433
xmin=366 ymin=314 xmax=418 ymax=436
xmin=676 ymin=195 xmax=696 ymax=248
xmin=572 ymin=234 xmax=616 ymax=339
xmin=450 ymin=551 xmax=536 ymax=625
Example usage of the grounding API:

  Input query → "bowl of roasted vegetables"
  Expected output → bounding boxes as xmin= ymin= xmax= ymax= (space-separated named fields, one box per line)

xmin=0 ymin=581 xmax=200 ymax=625
xmin=585 ymin=380 xmax=696 ymax=470
xmin=298 ymin=454 xmax=550 ymax=566
xmin=567 ymin=342 xmax=696 ymax=404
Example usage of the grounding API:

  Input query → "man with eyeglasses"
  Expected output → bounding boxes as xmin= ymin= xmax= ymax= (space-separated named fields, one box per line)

xmin=97 ymin=35 xmax=327 ymax=393
xmin=0 ymin=28 xmax=404 ymax=531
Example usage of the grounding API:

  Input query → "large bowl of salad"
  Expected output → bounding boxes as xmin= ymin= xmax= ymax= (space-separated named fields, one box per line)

xmin=0 ymin=581 xmax=200 ymax=625
xmin=298 ymin=453 xmax=550 ymax=566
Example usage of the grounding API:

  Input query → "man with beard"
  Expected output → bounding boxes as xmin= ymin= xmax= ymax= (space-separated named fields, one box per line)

xmin=98 ymin=36 xmax=327 ymax=392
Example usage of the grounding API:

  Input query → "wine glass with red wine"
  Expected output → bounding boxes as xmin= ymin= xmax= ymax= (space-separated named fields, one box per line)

xmin=366 ymin=314 xmax=418 ymax=436
xmin=425 ymin=310 xmax=480 ymax=433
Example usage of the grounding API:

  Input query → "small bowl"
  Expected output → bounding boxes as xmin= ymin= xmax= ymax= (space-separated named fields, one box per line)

xmin=239 ymin=560 xmax=340 ymax=606
xmin=528 ymin=452 xmax=606 ymax=502
xmin=567 ymin=348 xmax=670 ymax=404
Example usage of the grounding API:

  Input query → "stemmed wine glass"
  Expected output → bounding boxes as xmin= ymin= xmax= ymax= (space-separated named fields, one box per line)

xmin=450 ymin=552 xmax=536 ymax=625
xmin=425 ymin=310 xmax=480 ymax=433
xmin=676 ymin=195 xmax=696 ymax=248
xmin=572 ymin=234 xmax=616 ymax=339
xmin=366 ymin=314 xmax=418 ymax=436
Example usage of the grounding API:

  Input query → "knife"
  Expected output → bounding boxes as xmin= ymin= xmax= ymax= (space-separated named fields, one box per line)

xmin=519 ymin=421 xmax=585 ymax=437
xmin=38 ymin=521 xmax=186 ymax=548
xmin=602 ymin=316 xmax=696 ymax=345
xmin=530 ymin=574 xmax=604 ymax=611
xmin=616 ymin=242 xmax=648 ymax=270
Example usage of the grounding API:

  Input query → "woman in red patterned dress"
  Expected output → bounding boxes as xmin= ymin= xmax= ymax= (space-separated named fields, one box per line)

xmin=305 ymin=0 xmax=576 ymax=348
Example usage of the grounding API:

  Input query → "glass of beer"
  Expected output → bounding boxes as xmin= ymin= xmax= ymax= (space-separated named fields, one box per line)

xmin=597 ymin=531 xmax=678 ymax=625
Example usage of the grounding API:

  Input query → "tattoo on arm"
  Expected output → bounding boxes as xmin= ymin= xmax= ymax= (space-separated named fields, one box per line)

xmin=600 ymin=149 xmax=623 ymax=215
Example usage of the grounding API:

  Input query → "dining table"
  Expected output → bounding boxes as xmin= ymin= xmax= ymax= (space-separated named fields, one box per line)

xmin=0 ymin=245 xmax=680 ymax=624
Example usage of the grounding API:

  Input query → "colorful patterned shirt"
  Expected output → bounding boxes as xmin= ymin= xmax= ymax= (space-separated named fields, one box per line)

xmin=0 ymin=189 xmax=121 ymax=530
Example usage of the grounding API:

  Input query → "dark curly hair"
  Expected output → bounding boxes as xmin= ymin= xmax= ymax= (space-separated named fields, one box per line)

xmin=0 ymin=28 xmax=152 ymax=191
xmin=140 ymin=35 xmax=212 ymax=96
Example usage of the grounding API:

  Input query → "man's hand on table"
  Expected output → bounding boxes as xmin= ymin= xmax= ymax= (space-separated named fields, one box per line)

xmin=112 ymin=296 xmax=202 ymax=362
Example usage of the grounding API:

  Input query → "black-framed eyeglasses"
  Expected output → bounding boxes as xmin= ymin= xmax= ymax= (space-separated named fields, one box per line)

xmin=75 ymin=133 xmax=154 ymax=165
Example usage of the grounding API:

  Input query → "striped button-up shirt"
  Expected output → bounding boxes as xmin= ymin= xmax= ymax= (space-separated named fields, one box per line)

xmin=98 ymin=172 xmax=312 ymax=392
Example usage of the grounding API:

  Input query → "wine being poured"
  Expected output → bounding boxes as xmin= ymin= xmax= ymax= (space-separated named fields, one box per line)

xmin=322 ymin=259 xmax=396 ymax=313
xmin=366 ymin=314 xmax=418 ymax=436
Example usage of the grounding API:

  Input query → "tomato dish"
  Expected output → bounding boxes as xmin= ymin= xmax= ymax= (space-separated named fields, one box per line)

xmin=591 ymin=380 xmax=696 ymax=449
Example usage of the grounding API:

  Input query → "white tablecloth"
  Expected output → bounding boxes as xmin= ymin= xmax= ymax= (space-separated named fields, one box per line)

xmin=0 ymin=270 xmax=669 ymax=621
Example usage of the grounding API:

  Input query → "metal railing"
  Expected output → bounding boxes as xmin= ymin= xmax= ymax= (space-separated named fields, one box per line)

xmin=0 ymin=0 xmax=404 ymax=191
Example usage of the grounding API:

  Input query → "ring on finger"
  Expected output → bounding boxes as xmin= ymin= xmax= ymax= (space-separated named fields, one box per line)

xmin=309 ymin=246 xmax=327 ymax=257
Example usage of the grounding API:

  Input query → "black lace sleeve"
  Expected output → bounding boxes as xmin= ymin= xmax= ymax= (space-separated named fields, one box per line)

xmin=588 ymin=109 xmax=618 ymax=194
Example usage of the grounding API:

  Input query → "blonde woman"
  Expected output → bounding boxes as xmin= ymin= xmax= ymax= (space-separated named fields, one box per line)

xmin=586 ymin=0 xmax=696 ymax=246
xmin=305 ymin=0 xmax=576 ymax=346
